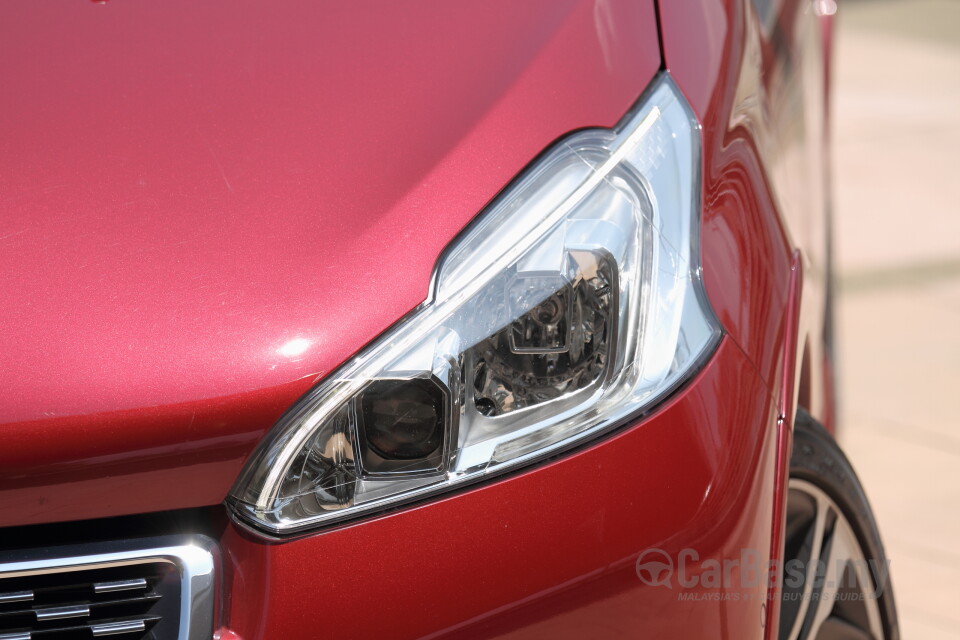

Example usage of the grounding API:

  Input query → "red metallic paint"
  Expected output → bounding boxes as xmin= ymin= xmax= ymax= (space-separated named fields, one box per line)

xmin=0 ymin=378 xmax=312 ymax=526
xmin=660 ymin=1 xmax=834 ymax=637
xmin=661 ymin=0 xmax=795 ymax=394
xmin=0 ymin=0 xmax=837 ymax=637
xmin=661 ymin=0 xmax=832 ymax=411
xmin=0 ymin=0 xmax=659 ymax=527
xmin=765 ymin=251 xmax=804 ymax=636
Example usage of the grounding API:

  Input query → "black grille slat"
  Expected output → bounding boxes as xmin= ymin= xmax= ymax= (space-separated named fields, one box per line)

xmin=0 ymin=563 xmax=178 ymax=640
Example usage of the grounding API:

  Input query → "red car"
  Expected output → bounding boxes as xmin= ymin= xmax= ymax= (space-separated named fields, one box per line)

xmin=0 ymin=1 xmax=898 ymax=639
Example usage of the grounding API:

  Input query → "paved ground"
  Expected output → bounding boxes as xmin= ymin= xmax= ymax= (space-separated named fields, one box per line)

xmin=834 ymin=1 xmax=960 ymax=637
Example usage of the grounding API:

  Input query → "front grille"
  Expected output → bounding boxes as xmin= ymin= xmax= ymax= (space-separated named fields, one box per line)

xmin=0 ymin=537 xmax=216 ymax=640
xmin=0 ymin=562 xmax=179 ymax=639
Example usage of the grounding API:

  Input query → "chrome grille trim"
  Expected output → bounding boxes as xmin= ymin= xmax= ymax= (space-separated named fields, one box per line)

xmin=34 ymin=604 xmax=90 ymax=620
xmin=0 ymin=536 xmax=217 ymax=640
xmin=0 ymin=592 xmax=32 ymax=604
xmin=92 ymin=619 xmax=149 ymax=636
xmin=94 ymin=578 xmax=149 ymax=593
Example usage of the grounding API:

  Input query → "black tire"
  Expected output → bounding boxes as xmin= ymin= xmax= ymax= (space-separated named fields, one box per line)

xmin=779 ymin=410 xmax=900 ymax=640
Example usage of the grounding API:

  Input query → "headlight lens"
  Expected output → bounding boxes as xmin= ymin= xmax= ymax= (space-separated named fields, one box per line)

xmin=229 ymin=75 xmax=720 ymax=534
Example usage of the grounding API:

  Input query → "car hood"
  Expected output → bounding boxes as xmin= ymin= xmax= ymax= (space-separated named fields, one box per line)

xmin=0 ymin=0 xmax=660 ymax=527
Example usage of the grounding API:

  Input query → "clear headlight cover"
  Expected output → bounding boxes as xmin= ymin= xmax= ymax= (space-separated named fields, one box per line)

xmin=230 ymin=76 xmax=720 ymax=534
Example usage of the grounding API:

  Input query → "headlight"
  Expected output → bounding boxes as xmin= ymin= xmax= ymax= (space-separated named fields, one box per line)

xmin=229 ymin=75 xmax=720 ymax=534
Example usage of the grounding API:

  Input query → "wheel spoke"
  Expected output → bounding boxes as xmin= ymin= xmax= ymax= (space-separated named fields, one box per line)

xmin=816 ymin=617 xmax=874 ymax=640
xmin=803 ymin=508 xmax=847 ymax=638
xmin=783 ymin=479 xmax=886 ymax=640
xmin=786 ymin=484 xmax=830 ymax=640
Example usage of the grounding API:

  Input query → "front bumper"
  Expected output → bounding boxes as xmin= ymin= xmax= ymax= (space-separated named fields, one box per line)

xmin=216 ymin=337 xmax=778 ymax=639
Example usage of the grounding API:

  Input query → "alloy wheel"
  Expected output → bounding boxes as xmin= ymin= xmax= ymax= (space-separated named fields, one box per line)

xmin=779 ymin=478 xmax=886 ymax=640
